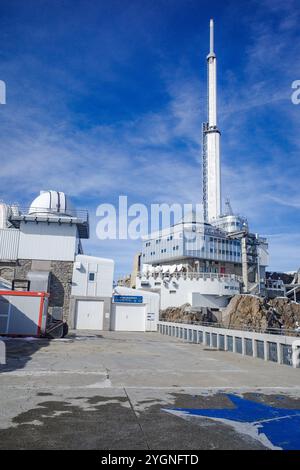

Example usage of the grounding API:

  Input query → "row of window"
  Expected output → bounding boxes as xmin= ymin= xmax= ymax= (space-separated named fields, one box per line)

xmin=146 ymin=236 xmax=174 ymax=248
xmin=209 ymin=237 xmax=240 ymax=246
xmin=144 ymin=249 xmax=241 ymax=259
xmin=209 ymin=248 xmax=241 ymax=257
xmin=148 ymin=245 xmax=180 ymax=257
xmin=146 ymin=236 xmax=240 ymax=249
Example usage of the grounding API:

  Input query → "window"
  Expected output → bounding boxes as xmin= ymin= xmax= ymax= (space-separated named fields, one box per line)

xmin=88 ymin=272 xmax=95 ymax=282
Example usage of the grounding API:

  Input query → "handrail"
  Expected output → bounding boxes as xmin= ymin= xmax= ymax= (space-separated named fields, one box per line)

xmin=158 ymin=319 xmax=300 ymax=337
xmin=138 ymin=271 xmax=242 ymax=282
xmin=8 ymin=206 xmax=89 ymax=222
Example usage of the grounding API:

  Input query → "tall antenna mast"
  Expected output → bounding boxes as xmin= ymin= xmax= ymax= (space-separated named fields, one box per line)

xmin=210 ymin=18 xmax=214 ymax=55
xmin=202 ymin=19 xmax=221 ymax=222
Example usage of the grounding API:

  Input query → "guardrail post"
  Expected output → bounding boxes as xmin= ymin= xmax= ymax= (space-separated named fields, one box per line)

xmin=203 ymin=328 xmax=207 ymax=346
xmin=292 ymin=340 xmax=300 ymax=368
xmin=277 ymin=342 xmax=282 ymax=364
xmin=242 ymin=337 xmax=246 ymax=356
xmin=264 ymin=341 xmax=268 ymax=361
xmin=253 ymin=338 xmax=257 ymax=358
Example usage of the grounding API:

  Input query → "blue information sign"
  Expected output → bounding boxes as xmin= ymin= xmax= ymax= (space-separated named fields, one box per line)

xmin=113 ymin=295 xmax=143 ymax=304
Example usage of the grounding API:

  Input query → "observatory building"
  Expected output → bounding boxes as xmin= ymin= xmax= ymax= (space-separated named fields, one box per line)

xmin=0 ymin=190 xmax=114 ymax=332
xmin=135 ymin=20 xmax=269 ymax=310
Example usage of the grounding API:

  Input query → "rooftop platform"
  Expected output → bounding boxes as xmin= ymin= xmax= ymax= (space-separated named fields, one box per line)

xmin=0 ymin=331 xmax=299 ymax=449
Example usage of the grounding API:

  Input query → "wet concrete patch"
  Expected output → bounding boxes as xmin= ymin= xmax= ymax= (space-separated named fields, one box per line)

xmin=0 ymin=396 xmax=146 ymax=450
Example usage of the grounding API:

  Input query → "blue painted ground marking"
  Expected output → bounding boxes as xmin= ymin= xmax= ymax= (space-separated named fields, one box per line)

xmin=163 ymin=394 xmax=300 ymax=450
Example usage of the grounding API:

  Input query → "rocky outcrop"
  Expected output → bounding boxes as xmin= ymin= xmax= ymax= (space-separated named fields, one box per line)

xmin=269 ymin=297 xmax=300 ymax=330
xmin=160 ymin=303 xmax=219 ymax=323
xmin=222 ymin=295 xmax=300 ymax=331
xmin=161 ymin=295 xmax=300 ymax=332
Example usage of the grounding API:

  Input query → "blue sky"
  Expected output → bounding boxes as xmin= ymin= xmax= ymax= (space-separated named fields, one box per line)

xmin=0 ymin=0 xmax=299 ymax=278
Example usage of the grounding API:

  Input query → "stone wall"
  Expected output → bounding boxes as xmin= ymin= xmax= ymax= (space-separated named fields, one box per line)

xmin=0 ymin=262 xmax=16 ymax=281
xmin=48 ymin=261 xmax=73 ymax=321
xmin=0 ymin=259 xmax=74 ymax=322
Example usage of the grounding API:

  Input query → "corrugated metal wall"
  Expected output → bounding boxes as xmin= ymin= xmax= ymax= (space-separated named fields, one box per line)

xmin=18 ymin=222 xmax=77 ymax=261
xmin=0 ymin=229 xmax=20 ymax=260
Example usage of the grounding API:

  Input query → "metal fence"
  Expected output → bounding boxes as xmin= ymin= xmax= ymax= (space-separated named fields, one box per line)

xmin=159 ymin=318 xmax=300 ymax=338
xmin=158 ymin=321 xmax=299 ymax=367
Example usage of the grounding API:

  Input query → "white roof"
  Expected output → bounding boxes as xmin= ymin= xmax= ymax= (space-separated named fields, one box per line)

xmin=114 ymin=286 xmax=159 ymax=299
xmin=75 ymin=254 xmax=114 ymax=266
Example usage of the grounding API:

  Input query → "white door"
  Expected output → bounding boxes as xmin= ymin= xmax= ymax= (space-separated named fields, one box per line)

xmin=75 ymin=300 xmax=104 ymax=330
xmin=113 ymin=304 xmax=146 ymax=331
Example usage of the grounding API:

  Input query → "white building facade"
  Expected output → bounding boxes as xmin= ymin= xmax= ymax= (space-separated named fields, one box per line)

xmin=70 ymin=254 xmax=114 ymax=330
xmin=134 ymin=20 xmax=269 ymax=311
xmin=0 ymin=191 xmax=114 ymax=330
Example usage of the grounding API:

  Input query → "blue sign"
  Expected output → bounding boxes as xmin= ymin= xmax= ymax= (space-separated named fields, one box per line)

xmin=163 ymin=394 xmax=300 ymax=450
xmin=113 ymin=295 xmax=143 ymax=304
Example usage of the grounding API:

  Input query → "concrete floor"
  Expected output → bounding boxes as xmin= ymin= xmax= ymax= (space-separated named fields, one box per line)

xmin=0 ymin=330 xmax=300 ymax=450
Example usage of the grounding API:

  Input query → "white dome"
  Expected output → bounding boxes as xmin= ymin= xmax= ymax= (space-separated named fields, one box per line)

xmin=29 ymin=191 xmax=76 ymax=217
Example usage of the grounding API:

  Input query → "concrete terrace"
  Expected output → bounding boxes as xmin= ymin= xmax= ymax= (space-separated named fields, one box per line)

xmin=0 ymin=331 xmax=299 ymax=449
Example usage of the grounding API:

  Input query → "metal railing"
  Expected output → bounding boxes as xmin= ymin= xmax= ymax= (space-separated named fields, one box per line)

xmin=8 ymin=206 xmax=89 ymax=223
xmin=158 ymin=318 xmax=300 ymax=337
xmin=138 ymin=271 xmax=242 ymax=282
xmin=158 ymin=320 xmax=300 ymax=367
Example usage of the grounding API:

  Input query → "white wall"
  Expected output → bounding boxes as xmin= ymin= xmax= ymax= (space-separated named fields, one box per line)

xmin=71 ymin=254 xmax=114 ymax=298
xmin=111 ymin=304 xmax=147 ymax=331
xmin=0 ymin=229 xmax=20 ymax=260
xmin=113 ymin=286 xmax=159 ymax=331
xmin=136 ymin=274 xmax=240 ymax=309
xmin=18 ymin=222 xmax=77 ymax=261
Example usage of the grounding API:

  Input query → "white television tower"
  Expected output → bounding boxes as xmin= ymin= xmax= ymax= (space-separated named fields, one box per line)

xmin=203 ymin=19 xmax=221 ymax=222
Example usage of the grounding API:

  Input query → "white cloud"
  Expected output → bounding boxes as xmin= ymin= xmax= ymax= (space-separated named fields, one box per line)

xmin=0 ymin=0 xmax=300 ymax=275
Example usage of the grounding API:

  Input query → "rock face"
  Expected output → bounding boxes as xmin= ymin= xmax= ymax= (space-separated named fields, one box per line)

xmin=222 ymin=295 xmax=300 ymax=332
xmin=269 ymin=297 xmax=300 ymax=330
xmin=160 ymin=303 xmax=219 ymax=323
xmin=160 ymin=295 xmax=300 ymax=332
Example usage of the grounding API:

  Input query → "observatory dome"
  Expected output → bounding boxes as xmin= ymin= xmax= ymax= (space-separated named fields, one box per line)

xmin=28 ymin=190 xmax=76 ymax=217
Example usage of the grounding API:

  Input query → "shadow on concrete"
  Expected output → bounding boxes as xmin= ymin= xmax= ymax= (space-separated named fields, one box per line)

xmin=0 ymin=301 xmax=53 ymax=373
xmin=0 ymin=336 xmax=51 ymax=373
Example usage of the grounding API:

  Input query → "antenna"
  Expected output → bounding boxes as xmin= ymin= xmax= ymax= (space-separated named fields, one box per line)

xmin=210 ymin=19 xmax=214 ymax=55
xmin=225 ymin=198 xmax=233 ymax=216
